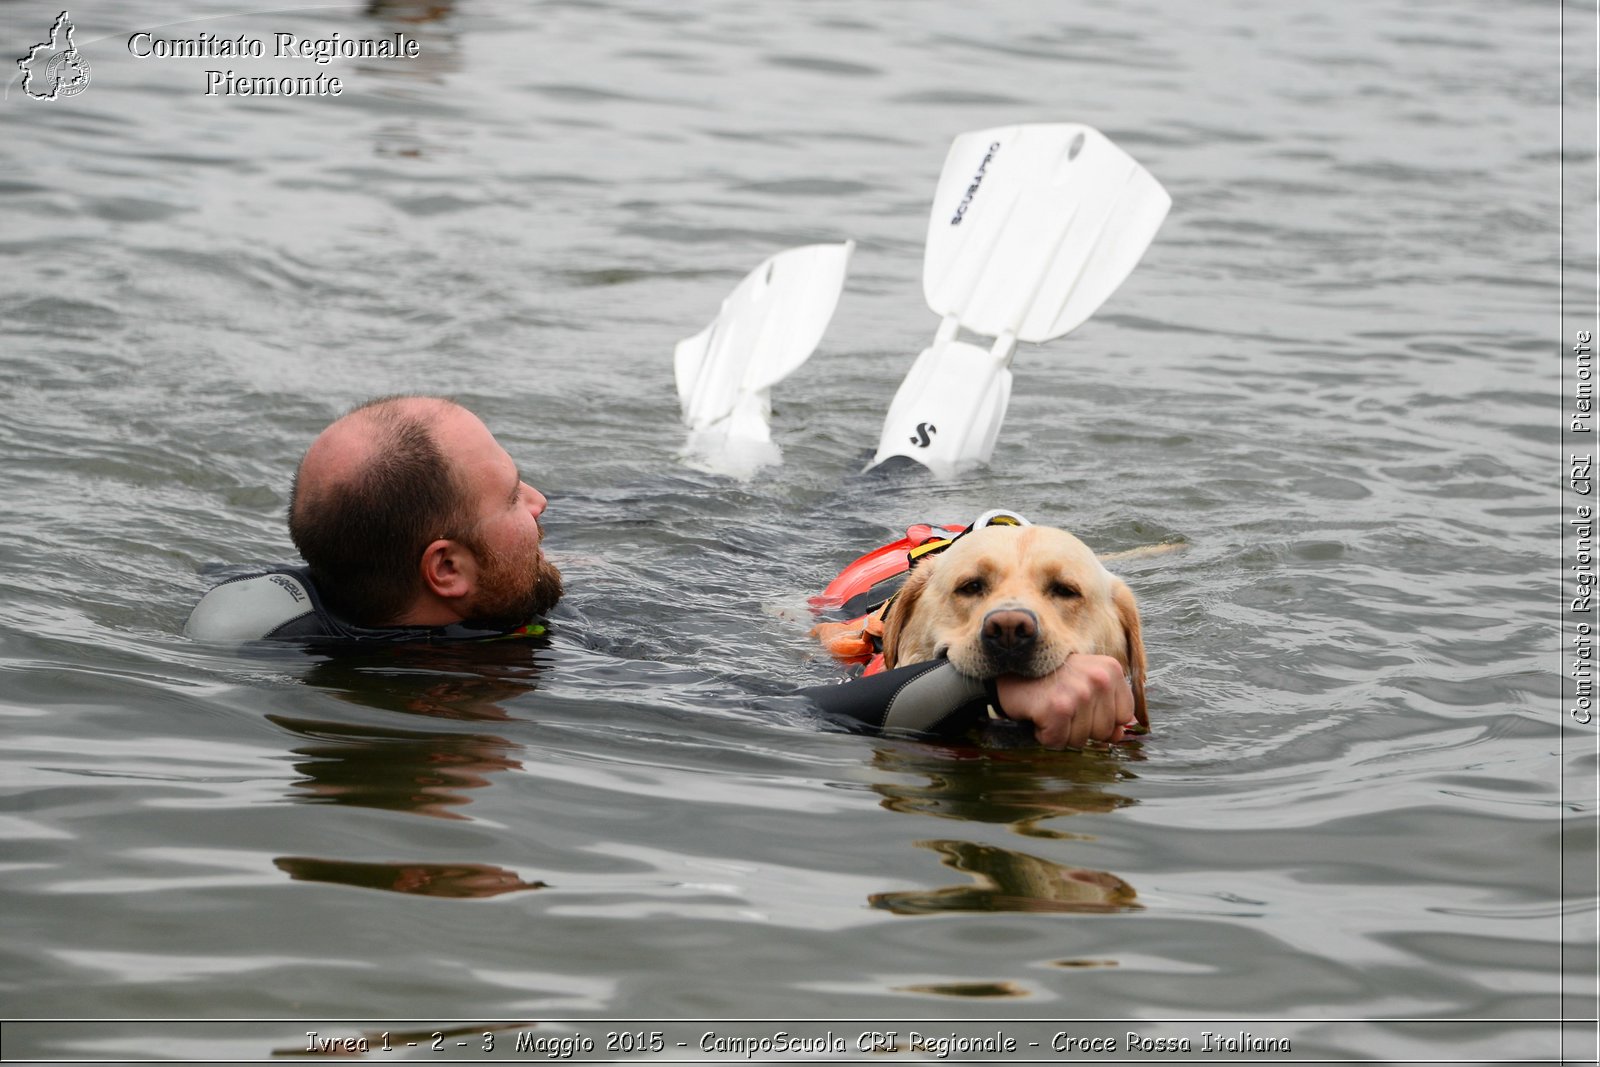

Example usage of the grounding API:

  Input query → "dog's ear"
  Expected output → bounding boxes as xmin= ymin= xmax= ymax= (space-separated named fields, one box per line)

xmin=879 ymin=561 xmax=934 ymax=670
xmin=1112 ymin=577 xmax=1148 ymax=729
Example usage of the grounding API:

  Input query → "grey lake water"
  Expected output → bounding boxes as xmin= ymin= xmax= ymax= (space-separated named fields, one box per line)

xmin=0 ymin=0 xmax=1594 ymax=1062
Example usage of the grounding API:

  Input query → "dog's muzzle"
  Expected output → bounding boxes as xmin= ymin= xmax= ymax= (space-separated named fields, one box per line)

xmin=980 ymin=608 xmax=1038 ymax=670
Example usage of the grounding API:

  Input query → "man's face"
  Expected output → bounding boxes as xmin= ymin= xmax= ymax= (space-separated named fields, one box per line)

xmin=435 ymin=406 xmax=564 ymax=628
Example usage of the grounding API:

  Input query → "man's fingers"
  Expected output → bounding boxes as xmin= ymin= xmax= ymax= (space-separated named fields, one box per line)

xmin=1062 ymin=662 xmax=1131 ymax=749
xmin=1067 ymin=702 xmax=1101 ymax=749
xmin=994 ymin=656 xmax=1138 ymax=750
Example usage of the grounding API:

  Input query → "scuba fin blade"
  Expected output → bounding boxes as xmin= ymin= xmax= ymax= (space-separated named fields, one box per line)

xmin=924 ymin=123 xmax=1170 ymax=342
xmin=870 ymin=123 xmax=1170 ymax=475
xmin=870 ymin=334 xmax=1014 ymax=478
xmin=674 ymin=241 xmax=853 ymax=435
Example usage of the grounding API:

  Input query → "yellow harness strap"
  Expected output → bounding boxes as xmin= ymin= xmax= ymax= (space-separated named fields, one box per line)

xmin=906 ymin=510 xmax=1028 ymax=565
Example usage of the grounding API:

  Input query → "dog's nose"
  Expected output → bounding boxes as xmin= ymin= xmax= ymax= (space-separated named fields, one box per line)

xmin=981 ymin=609 xmax=1038 ymax=655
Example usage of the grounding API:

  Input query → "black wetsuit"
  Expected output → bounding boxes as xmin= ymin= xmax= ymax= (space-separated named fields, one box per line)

xmin=185 ymin=566 xmax=998 ymax=739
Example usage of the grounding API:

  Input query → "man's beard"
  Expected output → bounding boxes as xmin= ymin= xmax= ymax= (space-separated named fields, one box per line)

xmin=462 ymin=532 xmax=564 ymax=632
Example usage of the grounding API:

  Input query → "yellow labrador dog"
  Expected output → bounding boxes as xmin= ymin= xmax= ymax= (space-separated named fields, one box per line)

xmin=881 ymin=523 xmax=1148 ymax=728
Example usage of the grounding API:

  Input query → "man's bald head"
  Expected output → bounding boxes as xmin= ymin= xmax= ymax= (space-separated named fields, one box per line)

xmin=295 ymin=396 xmax=459 ymax=499
xmin=288 ymin=396 xmax=473 ymax=626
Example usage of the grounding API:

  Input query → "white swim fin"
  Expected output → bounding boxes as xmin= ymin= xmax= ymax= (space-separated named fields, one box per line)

xmin=675 ymin=241 xmax=853 ymax=476
xmin=869 ymin=124 xmax=1171 ymax=477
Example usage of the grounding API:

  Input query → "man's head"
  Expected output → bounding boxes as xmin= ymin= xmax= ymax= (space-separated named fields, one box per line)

xmin=288 ymin=396 xmax=562 ymax=629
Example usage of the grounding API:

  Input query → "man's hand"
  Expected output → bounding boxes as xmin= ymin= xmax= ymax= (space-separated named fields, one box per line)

xmin=993 ymin=655 xmax=1135 ymax=750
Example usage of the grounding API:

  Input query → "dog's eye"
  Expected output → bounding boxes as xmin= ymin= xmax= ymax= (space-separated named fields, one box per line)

xmin=1049 ymin=581 xmax=1081 ymax=599
xmin=955 ymin=577 xmax=987 ymax=597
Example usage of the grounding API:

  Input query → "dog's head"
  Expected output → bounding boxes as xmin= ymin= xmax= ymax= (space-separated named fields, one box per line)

xmin=881 ymin=524 xmax=1147 ymax=726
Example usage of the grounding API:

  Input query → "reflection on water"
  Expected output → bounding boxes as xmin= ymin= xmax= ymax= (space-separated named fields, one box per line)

xmin=269 ymin=640 xmax=542 ymax=895
xmin=362 ymin=0 xmax=461 ymax=157
xmin=867 ymin=743 xmax=1141 ymax=915
xmin=268 ymin=714 xmax=523 ymax=820
xmin=263 ymin=642 xmax=541 ymax=852
xmin=871 ymin=840 xmax=1139 ymax=916
xmin=274 ymin=856 xmax=546 ymax=899
xmin=365 ymin=0 xmax=455 ymax=23
xmin=869 ymin=741 xmax=1140 ymax=838
xmin=296 ymin=638 xmax=550 ymax=722
xmin=892 ymin=980 xmax=1030 ymax=999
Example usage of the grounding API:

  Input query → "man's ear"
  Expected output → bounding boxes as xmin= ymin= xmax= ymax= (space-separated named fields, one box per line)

xmin=419 ymin=538 xmax=475 ymax=601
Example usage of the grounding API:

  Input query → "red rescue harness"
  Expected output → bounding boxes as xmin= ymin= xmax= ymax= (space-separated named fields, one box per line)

xmin=810 ymin=512 xmax=1029 ymax=675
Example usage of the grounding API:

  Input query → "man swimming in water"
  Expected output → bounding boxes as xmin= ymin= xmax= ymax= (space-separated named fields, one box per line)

xmin=186 ymin=396 xmax=1137 ymax=749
